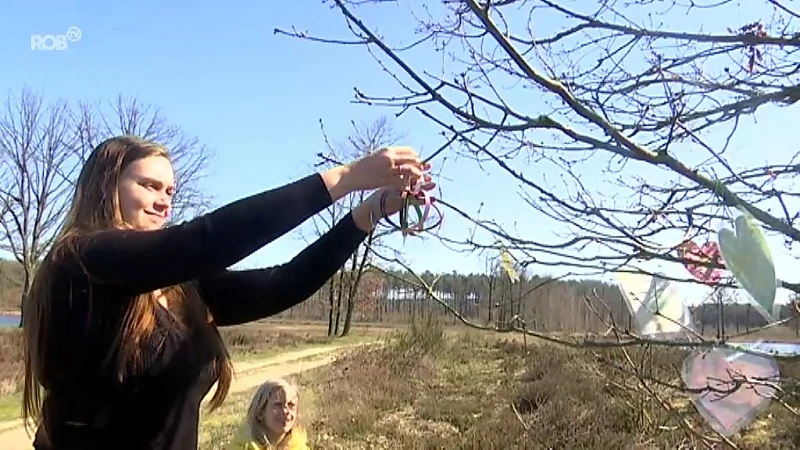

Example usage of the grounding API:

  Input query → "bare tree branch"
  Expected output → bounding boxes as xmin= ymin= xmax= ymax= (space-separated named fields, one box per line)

xmin=277 ymin=0 xmax=800 ymax=297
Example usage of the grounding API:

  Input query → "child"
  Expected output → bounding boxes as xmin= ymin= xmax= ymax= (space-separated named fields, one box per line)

xmin=226 ymin=378 xmax=310 ymax=450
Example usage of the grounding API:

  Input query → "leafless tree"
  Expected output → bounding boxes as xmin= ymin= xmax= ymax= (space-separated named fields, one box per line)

xmin=0 ymin=89 xmax=83 ymax=324
xmin=305 ymin=115 xmax=405 ymax=336
xmin=73 ymin=94 xmax=215 ymax=223
xmin=0 ymin=89 xmax=215 ymax=320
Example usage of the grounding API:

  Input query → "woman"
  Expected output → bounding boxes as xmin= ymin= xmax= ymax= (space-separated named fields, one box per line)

xmin=226 ymin=378 xmax=308 ymax=450
xmin=21 ymin=135 xmax=432 ymax=450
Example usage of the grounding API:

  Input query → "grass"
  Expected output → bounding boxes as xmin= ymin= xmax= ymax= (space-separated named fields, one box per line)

xmin=218 ymin=323 xmax=334 ymax=360
xmin=201 ymin=316 xmax=800 ymax=450
xmin=198 ymin=388 xmax=262 ymax=448
xmin=0 ymin=391 xmax=21 ymax=422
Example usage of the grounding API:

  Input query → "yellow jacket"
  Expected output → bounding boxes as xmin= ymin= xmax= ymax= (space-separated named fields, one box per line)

xmin=225 ymin=423 xmax=310 ymax=450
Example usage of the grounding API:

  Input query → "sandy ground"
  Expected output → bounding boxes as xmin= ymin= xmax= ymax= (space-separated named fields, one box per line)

xmin=0 ymin=342 xmax=373 ymax=450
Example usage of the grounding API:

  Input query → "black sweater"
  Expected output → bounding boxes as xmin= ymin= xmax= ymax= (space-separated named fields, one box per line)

xmin=31 ymin=173 xmax=368 ymax=450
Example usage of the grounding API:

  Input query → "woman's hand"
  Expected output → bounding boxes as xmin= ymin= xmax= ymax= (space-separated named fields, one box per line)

xmin=349 ymin=147 xmax=429 ymax=191
xmin=321 ymin=146 xmax=428 ymax=201
xmin=352 ymin=175 xmax=436 ymax=232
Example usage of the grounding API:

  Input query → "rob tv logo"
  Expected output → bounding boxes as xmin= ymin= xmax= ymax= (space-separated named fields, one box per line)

xmin=31 ymin=27 xmax=82 ymax=51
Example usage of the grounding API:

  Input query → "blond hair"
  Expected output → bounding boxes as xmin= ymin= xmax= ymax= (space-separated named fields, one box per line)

xmin=245 ymin=378 xmax=305 ymax=448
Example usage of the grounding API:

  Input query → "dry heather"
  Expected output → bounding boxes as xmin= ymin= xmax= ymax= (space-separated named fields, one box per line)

xmin=0 ymin=329 xmax=23 ymax=396
xmin=202 ymin=318 xmax=800 ymax=450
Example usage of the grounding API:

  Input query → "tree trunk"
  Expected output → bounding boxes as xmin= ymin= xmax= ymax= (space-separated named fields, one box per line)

xmin=700 ymin=304 xmax=706 ymax=335
xmin=341 ymin=296 xmax=356 ymax=336
xmin=745 ymin=305 xmax=750 ymax=333
xmin=334 ymin=299 xmax=342 ymax=335
xmin=326 ymin=280 xmax=336 ymax=336
xmin=332 ymin=268 xmax=348 ymax=335
xmin=18 ymin=267 xmax=32 ymax=328
xmin=341 ymin=232 xmax=373 ymax=336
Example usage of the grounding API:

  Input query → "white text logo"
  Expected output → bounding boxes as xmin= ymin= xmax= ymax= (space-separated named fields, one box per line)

xmin=31 ymin=26 xmax=81 ymax=51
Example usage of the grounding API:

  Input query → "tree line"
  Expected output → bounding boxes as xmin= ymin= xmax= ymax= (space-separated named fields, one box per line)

xmin=6 ymin=256 xmax=792 ymax=338
xmin=282 ymin=265 xmax=799 ymax=337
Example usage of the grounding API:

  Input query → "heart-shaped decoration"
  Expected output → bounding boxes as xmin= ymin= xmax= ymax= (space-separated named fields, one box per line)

xmin=677 ymin=240 xmax=724 ymax=284
xmin=717 ymin=213 xmax=777 ymax=320
xmin=682 ymin=349 xmax=779 ymax=437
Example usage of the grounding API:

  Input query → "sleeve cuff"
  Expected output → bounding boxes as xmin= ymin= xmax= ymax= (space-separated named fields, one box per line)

xmin=340 ymin=211 xmax=371 ymax=240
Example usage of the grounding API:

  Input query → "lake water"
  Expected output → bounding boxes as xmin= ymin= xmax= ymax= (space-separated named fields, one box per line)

xmin=0 ymin=314 xmax=19 ymax=327
xmin=727 ymin=341 xmax=800 ymax=356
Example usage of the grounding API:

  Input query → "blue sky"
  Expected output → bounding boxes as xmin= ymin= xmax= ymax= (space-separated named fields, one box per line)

xmin=1 ymin=1 xmax=798 ymax=308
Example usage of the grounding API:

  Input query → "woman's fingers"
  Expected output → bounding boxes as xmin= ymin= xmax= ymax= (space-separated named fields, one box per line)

xmin=381 ymin=150 xmax=436 ymax=195
xmin=389 ymin=165 xmax=424 ymax=187
xmin=390 ymin=157 xmax=423 ymax=173
xmin=374 ymin=182 xmax=439 ymax=218
xmin=384 ymin=146 xmax=432 ymax=173
xmin=388 ymin=176 xmax=409 ymax=190
xmin=396 ymin=163 xmax=424 ymax=176
xmin=387 ymin=146 xmax=418 ymax=158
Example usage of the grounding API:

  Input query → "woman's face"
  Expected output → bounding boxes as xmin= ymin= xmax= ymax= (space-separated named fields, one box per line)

xmin=117 ymin=156 xmax=175 ymax=230
xmin=259 ymin=386 xmax=298 ymax=435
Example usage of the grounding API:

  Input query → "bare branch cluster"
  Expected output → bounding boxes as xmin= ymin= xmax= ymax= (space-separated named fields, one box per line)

xmin=0 ymin=87 xmax=215 ymax=313
xmin=278 ymin=0 xmax=800 ymax=293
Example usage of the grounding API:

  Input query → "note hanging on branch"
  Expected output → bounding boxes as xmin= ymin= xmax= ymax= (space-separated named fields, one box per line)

xmin=677 ymin=240 xmax=724 ymax=285
xmin=717 ymin=211 xmax=778 ymax=322
xmin=379 ymin=166 xmax=443 ymax=239
xmin=497 ymin=242 xmax=520 ymax=283
xmin=615 ymin=271 xmax=695 ymax=339
xmin=682 ymin=348 xmax=779 ymax=437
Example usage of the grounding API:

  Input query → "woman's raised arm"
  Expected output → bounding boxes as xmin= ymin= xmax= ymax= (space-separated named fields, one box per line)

xmin=62 ymin=147 xmax=426 ymax=297
xmin=66 ymin=169 xmax=348 ymax=296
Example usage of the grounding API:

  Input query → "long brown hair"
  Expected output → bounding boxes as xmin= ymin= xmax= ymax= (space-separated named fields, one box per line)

xmin=21 ymin=135 xmax=233 ymax=432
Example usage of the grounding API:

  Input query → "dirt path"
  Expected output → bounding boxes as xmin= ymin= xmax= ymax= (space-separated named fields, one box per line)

xmin=0 ymin=342 xmax=373 ymax=450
